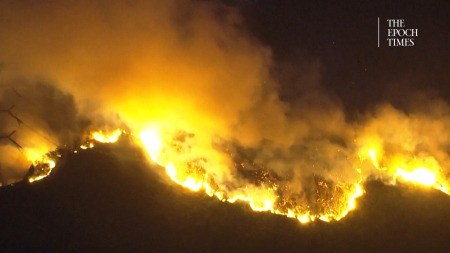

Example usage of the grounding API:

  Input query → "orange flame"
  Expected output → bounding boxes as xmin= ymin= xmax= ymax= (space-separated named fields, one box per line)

xmin=28 ymin=157 xmax=56 ymax=183
xmin=365 ymin=149 xmax=449 ymax=195
xmin=28 ymin=129 xmax=123 ymax=184
xmin=92 ymin=129 xmax=122 ymax=143
xmin=25 ymin=126 xmax=365 ymax=224
xmin=138 ymin=127 xmax=364 ymax=223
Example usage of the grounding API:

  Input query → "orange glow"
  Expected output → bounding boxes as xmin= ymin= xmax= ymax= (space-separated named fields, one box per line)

xmin=368 ymin=149 xmax=378 ymax=168
xmin=396 ymin=167 xmax=436 ymax=186
xmin=138 ymin=127 xmax=364 ymax=224
xmin=91 ymin=129 xmax=122 ymax=143
xmin=395 ymin=167 xmax=448 ymax=194
xmin=139 ymin=129 xmax=163 ymax=164
xmin=28 ymin=157 xmax=56 ymax=183
xmin=27 ymin=128 xmax=124 ymax=184
xmin=363 ymin=147 xmax=449 ymax=195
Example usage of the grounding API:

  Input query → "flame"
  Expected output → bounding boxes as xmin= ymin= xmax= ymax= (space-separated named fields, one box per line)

xmin=80 ymin=143 xmax=94 ymax=149
xmin=77 ymin=129 xmax=122 ymax=152
xmin=139 ymin=129 xmax=163 ymax=163
xmin=18 ymin=122 xmax=450 ymax=225
xmin=395 ymin=167 xmax=448 ymax=194
xmin=367 ymin=149 xmax=387 ymax=171
xmin=92 ymin=129 xmax=122 ymax=143
xmin=27 ymin=129 xmax=123 ymax=184
xmin=368 ymin=149 xmax=378 ymax=168
xmin=364 ymin=149 xmax=449 ymax=195
xmin=395 ymin=167 xmax=436 ymax=186
xmin=28 ymin=157 xmax=56 ymax=183
xmin=22 ymin=126 xmax=368 ymax=224
xmin=138 ymin=127 xmax=364 ymax=224
xmin=228 ymin=195 xmax=274 ymax=212
xmin=348 ymin=183 xmax=363 ymax=211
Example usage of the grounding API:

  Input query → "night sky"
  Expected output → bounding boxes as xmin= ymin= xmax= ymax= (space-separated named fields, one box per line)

xmin=241 ymin=0 xmax=450 ymax=112
xmin=1 ymin=0 xmax=450 ymax=252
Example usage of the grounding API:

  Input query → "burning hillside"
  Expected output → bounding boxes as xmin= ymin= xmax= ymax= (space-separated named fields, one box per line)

xmin=1 ymin=138 xmax=450 ymax=252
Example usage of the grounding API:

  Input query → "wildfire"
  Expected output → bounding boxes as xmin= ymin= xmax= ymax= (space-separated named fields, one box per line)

xmin=396 ymin=167 xmax=436 ymax=186
xmin=23 ymin=125 xmax=450 ymax=225
xmin=80 ymin=143 xmax=94 ymax=149
xmin=366 ymin=149 xmax=449 ymax=195
xmin=26 ymin=153 xmax=57 ymax=183
xmin=368 ymin=150 xmax=378 ymax=168
xmin=395 ymin=167 xmax=449 ymax=194
xmin=19 ymin=126 xmax=365 ymax=223
xmin=78 ymin=129 xmax=123 ymax=151
xmin=26 ymin=129 xmax=123 ymax=184
xmin=138 ymin=127 xmax=364 ymax=223
xmin=28 ymin=158 xmax=56 ymax=183
xmin=92 ymin=129 xmax=122 ymax=143
xmin=138 ymin=129 xmax=163 ymax=163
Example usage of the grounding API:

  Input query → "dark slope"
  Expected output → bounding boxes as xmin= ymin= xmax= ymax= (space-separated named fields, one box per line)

xmin=1 ymin=140 xmax=450 ymax=252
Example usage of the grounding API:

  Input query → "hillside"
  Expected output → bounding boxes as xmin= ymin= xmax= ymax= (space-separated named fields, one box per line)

xmin=1 ymin=141 xmax=450 ymax=252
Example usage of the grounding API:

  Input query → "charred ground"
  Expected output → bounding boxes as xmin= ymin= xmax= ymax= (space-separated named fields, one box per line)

xmin=1 ymin=140 xmax=450 ymax=252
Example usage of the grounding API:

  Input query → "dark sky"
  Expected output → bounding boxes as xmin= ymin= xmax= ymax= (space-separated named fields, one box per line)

xmin=240 ymin=0 xmax=450 ymax=114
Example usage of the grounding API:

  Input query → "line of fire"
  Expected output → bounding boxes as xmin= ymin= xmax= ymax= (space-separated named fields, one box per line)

xmin=1 ymin=109 xmax=448 ymax=224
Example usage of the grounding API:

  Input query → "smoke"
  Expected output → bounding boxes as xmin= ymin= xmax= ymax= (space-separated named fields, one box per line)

xmin=357 ymin=98 xmax=450 ymax=184
xmin=0 ymin=0 xmax=449 ymax=203
xmin=0 ymin=0 xmax=273 ymax=183
xmin=0 ymin=80 xmax=84 ymax=184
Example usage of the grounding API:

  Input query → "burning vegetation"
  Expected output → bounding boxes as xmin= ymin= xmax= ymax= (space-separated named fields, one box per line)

xmin=136 ymin=124 xmax=450 ymax=224
xmin=138 ymin=127 xmax=364 ymax=223
xmin=1 ymin=95 xmax=446 ymax=226
xmin=1 ymin=85 xmax=450 ymax=225
xmin=2 ymin=121 xmax=450 ymax=225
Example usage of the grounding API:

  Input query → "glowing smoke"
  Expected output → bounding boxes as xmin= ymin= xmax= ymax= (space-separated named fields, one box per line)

xmin=0 ymin=81 xmax=82 ymax=184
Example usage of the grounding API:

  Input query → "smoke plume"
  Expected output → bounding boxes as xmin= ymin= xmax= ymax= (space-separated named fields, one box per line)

xmin=0 ymin=80 xmax=83 ymax=184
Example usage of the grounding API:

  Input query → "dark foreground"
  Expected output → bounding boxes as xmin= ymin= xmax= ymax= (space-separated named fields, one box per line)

xmin=1 ymin=141 xmax=450 ymax=252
